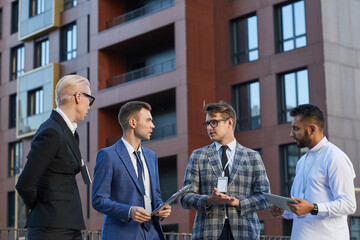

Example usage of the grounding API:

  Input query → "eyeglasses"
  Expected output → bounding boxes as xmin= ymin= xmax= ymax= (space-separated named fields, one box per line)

xmin=73 ymin=92 xmax=95 ymax=106
xmin=202 ymin=118 xmax=229 ymax=129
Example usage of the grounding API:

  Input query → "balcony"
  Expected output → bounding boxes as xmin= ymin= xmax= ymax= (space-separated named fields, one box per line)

xmin=106 ymin=58 xmax=175 ymax=88
xmin=106 ymin=0 xmax=174 ymax=29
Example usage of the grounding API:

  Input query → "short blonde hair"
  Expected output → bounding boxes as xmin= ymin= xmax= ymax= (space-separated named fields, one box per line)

xmin=55 ymin=75 xmax=90 ymax=107
xmin=204 ymin=101 xmax=237 ymax=130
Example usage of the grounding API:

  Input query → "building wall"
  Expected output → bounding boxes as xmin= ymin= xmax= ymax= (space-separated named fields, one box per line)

xmin=321 ymin=0 xmax=360 ymax=213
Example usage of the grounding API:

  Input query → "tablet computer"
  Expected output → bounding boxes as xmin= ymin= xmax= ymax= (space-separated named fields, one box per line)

xmin=263 ymin=193 xmax=298 ymax=212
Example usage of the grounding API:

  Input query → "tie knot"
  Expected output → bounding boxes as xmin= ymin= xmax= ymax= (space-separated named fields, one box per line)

xmin=134 ymin=151 xmax=141 ymax=159
xmin=221 ymin=145 xmax=228 ymax=151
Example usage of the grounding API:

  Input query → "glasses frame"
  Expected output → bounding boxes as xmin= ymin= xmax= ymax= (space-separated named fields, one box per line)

xmin=73 ymin=92 xmax=95 ymax=106
xmin=202 ymin=117 xmax=229 ymax=129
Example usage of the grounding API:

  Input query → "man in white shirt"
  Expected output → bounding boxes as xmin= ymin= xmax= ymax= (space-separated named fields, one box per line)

xmin=270 ymin=104 xmax=356 ymax=240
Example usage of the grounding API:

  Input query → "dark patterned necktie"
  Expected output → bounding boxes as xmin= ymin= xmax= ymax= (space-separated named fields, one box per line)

xmin=221 ymin=145 xmax=229 ymax=177
xmin=133 ymin=151 xmax=151 ymax=231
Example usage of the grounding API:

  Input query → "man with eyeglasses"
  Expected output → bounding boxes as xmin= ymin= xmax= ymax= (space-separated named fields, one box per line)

xmin=181 ymin=101 xmax=270 ymax=240
xmin=16 ymin=75 xmax=94 ymax=240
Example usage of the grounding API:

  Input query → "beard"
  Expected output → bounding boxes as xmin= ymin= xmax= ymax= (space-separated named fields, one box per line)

xmin=296 ymin=130 xmax=311 ymax=148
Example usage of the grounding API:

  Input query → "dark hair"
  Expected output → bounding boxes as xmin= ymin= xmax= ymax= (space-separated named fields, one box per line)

xmin=290 ymin=104 xmax=325 ymax=129
xmin=204 ymin=101 xmax=237 ymax=129
xmin=118 ymin=101 xmax=152 ymax=130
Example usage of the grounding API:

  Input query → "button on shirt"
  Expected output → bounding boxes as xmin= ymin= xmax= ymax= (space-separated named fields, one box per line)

xmin=283 ymin=137 xmax=356 ymax=240
xmin=215 ymin=140 xmax=236 ymax=176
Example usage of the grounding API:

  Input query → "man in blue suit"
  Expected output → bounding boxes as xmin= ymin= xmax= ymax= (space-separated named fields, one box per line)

xmin=92 ymin=101 xmax=171 ymax=240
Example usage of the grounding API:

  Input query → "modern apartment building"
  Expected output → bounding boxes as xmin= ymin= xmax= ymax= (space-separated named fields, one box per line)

xmin=0 ymin=0 xmax=359 ymax=237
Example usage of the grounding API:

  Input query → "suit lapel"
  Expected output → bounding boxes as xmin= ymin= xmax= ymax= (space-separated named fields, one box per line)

xmin=115 ymin=140 xmax=145 ymax=196
xmin=51 ymin=111 xmax=82 ymax=168
xmin=207 ymin=143 xmax=223 ymax=178
xmin=228 ymin=142 xmax=246 ymax=185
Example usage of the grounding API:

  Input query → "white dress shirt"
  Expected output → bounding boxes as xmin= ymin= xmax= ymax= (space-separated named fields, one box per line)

xmin=55 ymin=108 xmax=77 ymax=134
xmin=283 ymin=137 xmax=356 ymax=240
xmin=122 ymin=138 xmax=152 ymax=206
xmin=215 ymin=139 xmax=236 ymax=175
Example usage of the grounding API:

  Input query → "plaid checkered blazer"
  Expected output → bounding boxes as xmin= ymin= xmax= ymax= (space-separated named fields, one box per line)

xmin=181 ymin=142 xmax=270 ymax=240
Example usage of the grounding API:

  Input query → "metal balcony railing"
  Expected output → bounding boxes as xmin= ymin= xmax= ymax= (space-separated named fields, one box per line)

xmin=106 ymin=58 xmax=175 ymax=88
xmin=0 ymin=228 xmax=292 ymax=240
xmin=106 ymin=0 xmax=174 ymax=29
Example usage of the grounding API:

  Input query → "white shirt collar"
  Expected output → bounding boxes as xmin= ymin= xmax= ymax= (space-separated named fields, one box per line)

xmin=55 ymin=108 xmax=78 ymax=134
xmin=215 ymin=139 xmax=237 ymax=152
xmin=309 ymin=137 xmax=328 ymax=153
xmin=122 ymin=138 xmax=142 ymax=155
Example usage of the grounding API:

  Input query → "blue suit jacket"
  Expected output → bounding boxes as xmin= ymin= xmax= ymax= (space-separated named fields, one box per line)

xmin=92 ymin=139 xmax=165 ymax=240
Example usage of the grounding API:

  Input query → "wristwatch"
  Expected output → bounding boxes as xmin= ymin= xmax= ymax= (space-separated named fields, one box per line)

xmin=311 ymin=203 xmax=318 ymax=215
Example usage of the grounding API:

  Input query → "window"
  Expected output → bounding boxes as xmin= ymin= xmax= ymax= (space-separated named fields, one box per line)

xmin=61 ymin=22 xmax=77 ymax=61
xmin=34 ymin=35 xmax=49 ymax=68
xmin=279 ymin=144 xmax=307 ymax=197
xmin=8 ymin=191 xmax=15 ymax=227
xmin=10 ymin=45 xmax=25 ymax=81
xmin=64 ymin=0 xmax=78 ymax=11
xmin=29 ymin=0 xmax=45 ymax=17
xmin=11 ymin=1 xmax=19 ymax=34
xmin=278 ymin=68 xmax=309 ymax=123
xmin=9 ymin=94 xmax=17 ymax=128
xmin=8 ymin=141 xmax=23 ymax=177
xmin=350 ymin=217 xmax=360 ymax=239
xmin=230 ymin=13 xmax=258 ymax=65
xmin=232 ymin=80 xmax=260 ymax=132
xmin=158 ymin=156 xmax=177 ymax=204
xmin=275 ymin=0 xmax=306 ymax=52
xmin=27 ymin=88 xmax=44 ymax=116
xmin=0 ymin=8 xmax=3 ymax=39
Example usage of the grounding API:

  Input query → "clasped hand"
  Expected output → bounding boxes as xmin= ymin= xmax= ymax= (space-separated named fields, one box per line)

xmin=206 ymin=187 xmax=240 ymax=207
xmin=130 ymin=204 xmax=171 ymax=223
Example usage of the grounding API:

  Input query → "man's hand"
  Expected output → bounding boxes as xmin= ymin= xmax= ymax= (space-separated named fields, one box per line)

xmin=287 ymin=197 xmax=314 ymax=216
xmin=130 ymin=206 xmax=151 ymax=223
xmin=155 ymin=204 xmax=171 ymax=218
xmin=206 ymin=187 xmax=240 ymax=207
xmin=270 ymin=206 xmax=284 ymax=217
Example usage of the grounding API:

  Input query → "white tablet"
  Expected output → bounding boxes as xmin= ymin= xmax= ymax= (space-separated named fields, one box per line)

xmin=263 ymin=193 xmax=298 ymax=212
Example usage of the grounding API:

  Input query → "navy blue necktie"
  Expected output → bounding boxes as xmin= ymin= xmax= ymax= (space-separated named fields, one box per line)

xmin=133 ymin=151 xmax=151 ymax=231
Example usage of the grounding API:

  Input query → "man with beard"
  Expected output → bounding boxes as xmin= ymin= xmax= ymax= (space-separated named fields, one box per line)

xmin=270 ymin=104 xmax=356 ymax=240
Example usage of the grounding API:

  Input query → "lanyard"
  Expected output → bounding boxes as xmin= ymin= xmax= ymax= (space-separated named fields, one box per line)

xmin=222 ymin=161 xmax=230 ymax=177
xmin=301 ymin=140 xmax=328 ymax=199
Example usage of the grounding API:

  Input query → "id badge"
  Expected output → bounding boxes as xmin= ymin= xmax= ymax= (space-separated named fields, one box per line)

xmin=144 ymin=195 xmax=152 ymax=213
xmin=217 ymin=177 xmax=228 ymax=193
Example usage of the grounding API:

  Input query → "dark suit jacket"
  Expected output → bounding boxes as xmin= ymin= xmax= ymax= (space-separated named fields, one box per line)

xmin=92 ymin=139 xmax=165 ymax=240
xmin=16 ymin=110 xmax=85 ymax=230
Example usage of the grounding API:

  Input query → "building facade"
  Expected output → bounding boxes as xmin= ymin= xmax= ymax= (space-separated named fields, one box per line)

xmin=0 ymin=0 xmax=359 ymax=237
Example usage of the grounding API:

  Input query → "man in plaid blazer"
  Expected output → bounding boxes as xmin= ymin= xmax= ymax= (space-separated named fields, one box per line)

xmin=181 ymin=102 xmax=270 ymax=240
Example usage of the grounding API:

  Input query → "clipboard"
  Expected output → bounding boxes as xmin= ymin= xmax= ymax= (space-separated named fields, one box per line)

xmin=263 ymin=193 xmax=298 ymax=212
xmin=151 ymin=185 xmax=191 ymax=217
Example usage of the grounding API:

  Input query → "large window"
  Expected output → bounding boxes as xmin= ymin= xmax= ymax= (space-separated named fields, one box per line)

xmin=8 ymin=141 xmax=23 ymax=177
xmin=11 ymin=1 xmax=19 ymax=34
xmin=350 ymin=217 xmax=360 ymax=240
xmin=279 ymin=144 xmax=307 ymax=197
xmin=61 ymin=22 xmax=77 ymax=61
xmin=64 ymin=0 xmax=78 ymax=11
xmin=9 ymin=94 xmax=17 ymax=128
xmin=230 ymin=13 xmax=258 ymax=65
xmin=27 ymin=88 xmax=44 ymax=116
xmin=29 ymin=0 xmax=45 ymax=17
xmin=232 ymin=80 xmax=260 ymax=132
xmin=275 ymin=0 xmax=306 ymax=52
xmin=158 ymin=156 xmax=177 ymax=204
xmin=10 ymin=45 xmax=25 ymax=81
xmin=8 ymin=192 xmax=15 ymax=227
xmin=34 ymin=35 xmax=49 ymax=68
xmin=278 ymin=68 xmax=309 ymax=123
